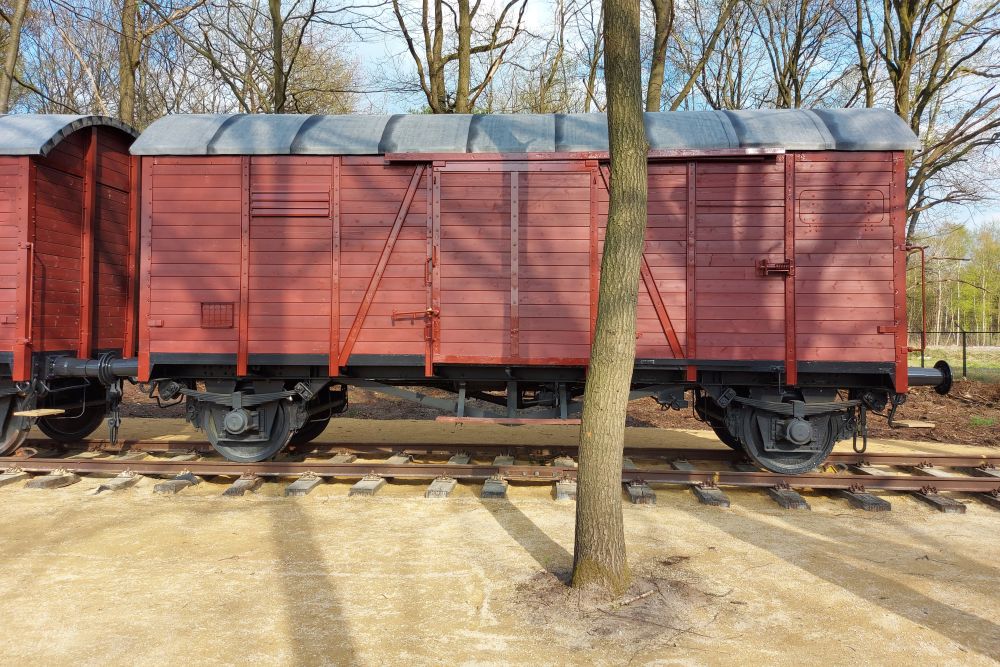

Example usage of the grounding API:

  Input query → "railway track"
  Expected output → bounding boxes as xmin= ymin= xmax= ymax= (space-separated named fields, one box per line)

xmin=3 ymin=439 xmax=999 ymax=512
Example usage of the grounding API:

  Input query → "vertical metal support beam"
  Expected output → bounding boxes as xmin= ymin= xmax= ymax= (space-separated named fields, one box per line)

xmin=13 ymin=158 xmax=34 ymax=382
xmin=685 ymin=161 xmax=697 ymax=382
xmin=237 ymin=156 xmax=251 ymax=377
xmin=784 ymin=155 xmax=797 ymax=386
xmin=891 ymin=152 xmax=908 ymax=393
xmin=339 ymin=165 xmax=425 ymax=367
xmin=589 ymin=165 xmax=600 ymax=342
xmin=431 ymin=166 xmax=442 ymax=358
xmin=123 ymin=155 xmax=140 ymax=358
xmin=137 ymin=158 xmax=154 ymax=381
xmin=329 ymin=156 xmax=341 ymax=377
xmin=509 ymin=172 xmax=520 ymax=361
xmin=457 ymin=382 xmax=467 ymax=417
xmin=424 ymin=165 xmax=434 ymax=376
xmin=961 ymin=329 xmax=967 ymax=378
xmin=78 ymin=127 xmax=98 ymax=359
xmin=506 ymin=380 xmax=517 ymax=418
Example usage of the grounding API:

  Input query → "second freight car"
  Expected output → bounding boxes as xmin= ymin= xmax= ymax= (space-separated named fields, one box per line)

xmin=0 ymin=115 xmax=137 ymax=454
xmin=36 ymin=109 xmax=951 ymax=474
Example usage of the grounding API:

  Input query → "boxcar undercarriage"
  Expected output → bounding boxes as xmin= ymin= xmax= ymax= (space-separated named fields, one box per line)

xmin=0 ymin=352 xmax=952 ymax=475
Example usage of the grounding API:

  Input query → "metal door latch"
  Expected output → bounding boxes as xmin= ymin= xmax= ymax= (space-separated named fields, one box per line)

xmin=757 ymin=259 xmax=794 ymax=276
xmin=391 ymin=307 xmax=440 ymax=321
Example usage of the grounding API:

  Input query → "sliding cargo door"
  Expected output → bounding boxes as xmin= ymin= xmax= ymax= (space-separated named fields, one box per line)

xmin=432 ymin=163 xmax=592 ymax=365
xmin=793 ymin=152 xmax=897 ymax=365
xmin=247 ymin=157 xmax=334 ymax=362
xmin=693 ymin=158 xmax=788 ymax=367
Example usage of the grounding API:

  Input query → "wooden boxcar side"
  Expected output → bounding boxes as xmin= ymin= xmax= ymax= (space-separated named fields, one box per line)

xmin=129 ymin=110 xmax=947 ymax=471
xmin=137 ymin=149 xmax=904 ymax=388
xmin=0 ymin=117 xmax=136 ymax=382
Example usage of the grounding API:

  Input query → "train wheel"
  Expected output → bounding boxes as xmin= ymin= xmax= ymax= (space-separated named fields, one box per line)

xmin=289 ymin=416 xmax=331 ymax=446
xmin=0 ymin=396 xmax=32 ymax=456
xmin=205 ymin=401 xmax=292 ymax=463
xmin=740 ymin=408 xmax=836 ymax=475
xmin=37 ymin=405 xmax=106 ymax=443
xmin=710 ymin=423 xmax=743 ymax=451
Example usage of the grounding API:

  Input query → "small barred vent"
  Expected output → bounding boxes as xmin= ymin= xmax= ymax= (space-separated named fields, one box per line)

xmin=251 ymin=190 xmax=330 ymax=217
xmin=201 ymin=302 xmax=234 ymax=329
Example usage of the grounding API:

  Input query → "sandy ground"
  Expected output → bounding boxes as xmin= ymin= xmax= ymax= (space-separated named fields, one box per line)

xmin=1 ymin=420 xmax=999 ymax=666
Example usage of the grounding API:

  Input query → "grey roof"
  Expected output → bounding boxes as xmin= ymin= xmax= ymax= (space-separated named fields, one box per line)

xmin=0 ymin=114 xmax=137 ymax=155
xmin=131 ymin=109 xmax=919 ymax=156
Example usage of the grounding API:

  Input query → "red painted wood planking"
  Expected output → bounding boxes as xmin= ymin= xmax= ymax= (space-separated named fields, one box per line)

xmin=132 ymin=147 xmax=911 ymax=383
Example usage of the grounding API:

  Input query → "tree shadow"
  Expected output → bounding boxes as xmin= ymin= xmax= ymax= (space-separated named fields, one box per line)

xmin=264 ymin=497 xmax=358 ymax=666
xmin=680 ymin=505 xmax=1000 ymax=658
xmin=478 ymin=492 xmax=573 ymax=580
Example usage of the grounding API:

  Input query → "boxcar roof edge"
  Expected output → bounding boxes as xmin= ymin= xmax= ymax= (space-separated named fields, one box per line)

xmin=130 ymin=108 xmax=920 ymax=156
xmin=0 ymin=114 xmax=138 ymax=156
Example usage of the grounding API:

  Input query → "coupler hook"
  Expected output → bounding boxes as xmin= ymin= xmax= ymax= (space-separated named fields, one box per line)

xmin=853 ymin=404 xmax=868 ymax=454
xmin=106 ymin=380 xmax=123 ymax=444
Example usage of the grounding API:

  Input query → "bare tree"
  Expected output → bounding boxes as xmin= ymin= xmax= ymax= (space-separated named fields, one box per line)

xmin=572 ymin=0 xmax=648 ymax=597
xmin=692 ymin=0 xmax=763 ymax=109
xmin=668 ymin=0 xmax=738 ymax=109
xmin=576 ymin=0 xmax=604 ymax=111
xmin=850 ymin=0 xmax=1000 ymax=241
xmin=152 ymin=0 xmax=359 ymax=114
xmin=0 ymin=0 xmax=29 ymax=113
xmin=644 ymin=0 xmax=672 ymax=111
xmin=750 ymin=0 xmax=850 ymax=108
xmin=119 ymin=1 xmax=204 ymax=124
xmin=390 ymin=0 xmax=527 ymax=113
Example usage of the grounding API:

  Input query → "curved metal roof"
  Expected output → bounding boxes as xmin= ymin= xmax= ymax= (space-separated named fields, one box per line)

xmin=131 ymin=109 xmax=919 ymax=156
xmin=0 ymin=114 xmax=138 ymax=156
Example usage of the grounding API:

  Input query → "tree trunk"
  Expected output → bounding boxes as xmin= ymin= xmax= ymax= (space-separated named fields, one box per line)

xmin=454 ymin=0 xmax=472 ymax=112
xmin=644 ymin=0 xmax=673 ymax=112
xmin=118 ymin=0 xmax=140 ymax=124
xmin=583 ymin=31 xmax=603 ymax=112
xmin=571 ymin=0 xmax=647 ymax=597
xmin=669 ymin=0 xmax=737 ymax=111
xmin=0 ymin=0 xmax=29 ymax=114
xmin=431 ymin=0 xmax=446 ymax=112
xmin=269 ymin=0 xmax=286 ymax=113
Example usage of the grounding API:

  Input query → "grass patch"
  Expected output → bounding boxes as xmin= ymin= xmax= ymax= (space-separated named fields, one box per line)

xmin=970 ymin=416 xmax=996 ymax=427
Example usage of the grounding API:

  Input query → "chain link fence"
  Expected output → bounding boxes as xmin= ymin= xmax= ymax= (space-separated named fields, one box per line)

xmin=908 ymin=331 xmax=1000 ymax=383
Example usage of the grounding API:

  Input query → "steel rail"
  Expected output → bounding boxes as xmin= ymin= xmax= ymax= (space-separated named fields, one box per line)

xmin=22 ymin=438 xmax=1000 ymax=469
xmin=4 ymin=456 xmax=1000 ymax=493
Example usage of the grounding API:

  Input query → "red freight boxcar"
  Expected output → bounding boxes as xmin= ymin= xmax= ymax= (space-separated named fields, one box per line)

xmin=126 ymin=110 xmax=950 ymax=472
xmin=0 ymin=115 xmax=138 ymax=453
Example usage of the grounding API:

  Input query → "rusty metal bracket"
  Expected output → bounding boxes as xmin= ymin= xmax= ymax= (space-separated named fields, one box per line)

xmin=757 ymin=259 xmax=794 ymax=276
xmin=905 ymin=244 xmax=929 ymax=356
xmin=391 ymin=307 xmax=440 ymax=321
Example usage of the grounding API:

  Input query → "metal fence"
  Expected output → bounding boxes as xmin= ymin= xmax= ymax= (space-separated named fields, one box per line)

xmin=908 ymin=331 xmax=1000 ymax=383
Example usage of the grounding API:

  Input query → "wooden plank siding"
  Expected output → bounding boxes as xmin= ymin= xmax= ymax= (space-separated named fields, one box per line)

xmin=339 ymin=158 xmax=428 ymax=359
xmin=139 ymin=150 xmax=908 ymax=380
xmin=694 ymin=159 xmax=787 ymax=361
xmin=147 ymin=157 xmax=243 ymax=356
xmin=0 ymin=126 xmax=133 ymax=381
xmin=0 ymin=157 xmax=25 ymax=358
xmin=792 ymin=152 xmax=896 ymax=363
xmin=91 ymin=129 xmax=133 ymax=352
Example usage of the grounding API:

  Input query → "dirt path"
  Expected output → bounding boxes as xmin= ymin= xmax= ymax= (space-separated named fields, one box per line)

xmin=1 ymin=421 xmax=998 ymax=665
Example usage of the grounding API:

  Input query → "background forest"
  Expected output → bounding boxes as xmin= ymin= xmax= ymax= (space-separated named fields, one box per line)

xmin=0 ymin=0 xmax=997 ymax=336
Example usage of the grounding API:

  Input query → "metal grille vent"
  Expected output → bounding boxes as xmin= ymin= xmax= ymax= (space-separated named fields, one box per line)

xmin=201 ymin=302 xmax=234 ymax=329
